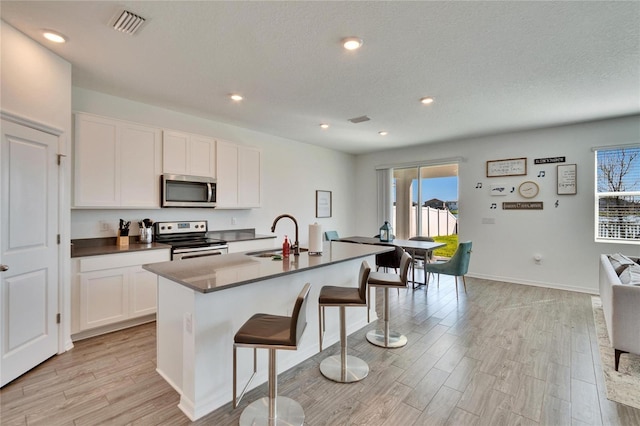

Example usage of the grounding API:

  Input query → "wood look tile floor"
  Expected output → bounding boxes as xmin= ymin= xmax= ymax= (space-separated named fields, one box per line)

xmin=2 ymin=275 xmax=640 ymax=425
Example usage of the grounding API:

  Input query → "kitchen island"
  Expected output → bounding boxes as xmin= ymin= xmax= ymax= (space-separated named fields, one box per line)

xmin=143 ymin=241 xmax=392 ymax=420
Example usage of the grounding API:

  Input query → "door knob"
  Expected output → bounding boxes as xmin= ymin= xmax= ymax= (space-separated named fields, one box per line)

xmin=0 ymin=265 xmax=8 ymax=272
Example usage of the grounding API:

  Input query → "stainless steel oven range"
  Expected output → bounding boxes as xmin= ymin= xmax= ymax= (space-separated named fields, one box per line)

xmin=154 ymin=220 xmax=228 ymax=260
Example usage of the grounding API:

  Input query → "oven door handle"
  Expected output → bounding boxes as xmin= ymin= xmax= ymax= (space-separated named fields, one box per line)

xmin=174 ymin=245 xmax=228 ymax=254
xmin=179 ymin=251 xmax=223 ymax=260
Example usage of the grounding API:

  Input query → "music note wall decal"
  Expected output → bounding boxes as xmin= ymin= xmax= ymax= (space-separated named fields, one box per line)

xmin=537 ymin=171 xmax=546 ymax=177
xmin=555 ymin=200 xmax=559 ymax=208
xmin=510 ymin=187 xmax=515 ymax=193
xmin=476 ymin=182 xmax=483 ymax=189
xmin=490 ymin=203 xmax=497 ymax=209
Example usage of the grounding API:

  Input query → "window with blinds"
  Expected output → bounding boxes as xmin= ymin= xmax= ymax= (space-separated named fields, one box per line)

xmin=595 ymin=146 xmax=640 ymax=243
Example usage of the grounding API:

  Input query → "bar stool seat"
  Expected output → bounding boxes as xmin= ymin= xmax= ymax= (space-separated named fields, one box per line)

xmin=366 ymin=252 xmax=412 ymax=348
xmin=318 ymin=261 xmax=371 ymax=383
xmin=233 ymin=283 xmax=311 ymax=426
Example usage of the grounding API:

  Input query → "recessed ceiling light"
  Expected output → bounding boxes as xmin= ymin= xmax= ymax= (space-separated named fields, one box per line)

xmin=342 ymin=37 xmax=363 ymax=51
xmin=43 ymin=30 xmax=66 ymax=43
xmin=420 ymin=97 xmax=434 ymax=105
xmin=379 ymin=131 xmax=388 ymax=136
xmin=230 ymin=94 xmax=243 ymax=101
xmin=320 ymin=123 xmax=329 ymax=129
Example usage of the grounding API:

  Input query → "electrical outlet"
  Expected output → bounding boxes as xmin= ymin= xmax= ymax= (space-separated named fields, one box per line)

xmin=232 ymin=217 xmax=237 ymax=225
xmin=99 ymin=221 xmax=110 ymax=232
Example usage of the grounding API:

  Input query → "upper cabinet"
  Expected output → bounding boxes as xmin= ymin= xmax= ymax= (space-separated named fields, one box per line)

xmin=162 ymin=130 xmax=216 ymax=178
xmin=74 ymin=113 xmax=162 ymax=208
xmin=216 ymin=139 xmax=261 ymax=209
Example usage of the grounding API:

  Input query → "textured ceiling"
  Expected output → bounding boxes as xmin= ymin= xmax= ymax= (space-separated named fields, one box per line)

xmin=2 ymin=1 xmax=639 ymax=154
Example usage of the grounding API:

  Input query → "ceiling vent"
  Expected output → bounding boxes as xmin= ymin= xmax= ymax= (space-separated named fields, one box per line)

xmin=112 ymin=10 xmax=146 ymax=35
xmin=348 ymin=115 xmax=371 ymax=124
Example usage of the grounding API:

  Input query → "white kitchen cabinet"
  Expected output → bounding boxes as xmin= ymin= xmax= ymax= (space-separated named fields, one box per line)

xmin=226 ymin=239 xmax=276 ymax=254
xmin=216 ymin=139 xmax=261 ymax=209
xmin=130 ymin=268 xmax=158 ymax=317
xmin=72 ymin=249 xmax=170 ymax=337
xmin=79 ymin=268 xmax=128 ymax=330
xmin=74 ymin=113 xmax=162 ymax=208
xmin=162 ymin=130 xmax=216 ymax=177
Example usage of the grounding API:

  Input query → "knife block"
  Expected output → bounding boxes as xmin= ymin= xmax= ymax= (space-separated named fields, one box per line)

xmin=117 ymin=233 xmax=129 ymax=247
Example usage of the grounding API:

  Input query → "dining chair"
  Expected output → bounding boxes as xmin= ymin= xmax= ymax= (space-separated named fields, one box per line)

xmin=424 ymin=241 xmax=472 ymax=299
xmin=374 ymin=244 xmax=403 ymax=273
xmin=409 ymin=236 xmax=435 ymax=287
xmin=325 ymin=230 xmax=340 ymax=241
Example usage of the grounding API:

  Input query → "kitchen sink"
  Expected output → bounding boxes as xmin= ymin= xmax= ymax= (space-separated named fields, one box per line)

xmin=246 ymin=248 xmax=309 ymax=257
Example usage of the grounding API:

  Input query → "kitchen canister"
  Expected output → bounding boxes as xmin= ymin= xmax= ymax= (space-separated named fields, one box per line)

xmin=139 ymin=228 xmax=153 ymax=244
xmin=308 ymin=223 xmax=323 ymax=255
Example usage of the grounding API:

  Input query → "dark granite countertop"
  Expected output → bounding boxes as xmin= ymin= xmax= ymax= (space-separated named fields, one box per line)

xmin=143 ymin=242 xmax=392 ymax=293
xmin=71 ymin=229 xmax=274 ymax=258
xmin=71 ymin=237 xmax=171 ymax=258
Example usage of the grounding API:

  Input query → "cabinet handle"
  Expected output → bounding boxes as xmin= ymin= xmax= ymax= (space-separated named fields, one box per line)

xmin=0 ymin=265 xmax=8 ymax=272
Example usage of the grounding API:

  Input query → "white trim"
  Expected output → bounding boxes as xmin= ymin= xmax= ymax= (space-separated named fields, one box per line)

xmin=591 ymin=143 xmax=640 ymax=152
xmin=467 ymin=273 xmax=598 ymax=295
xmin=375 ymin=156 xmax=464 ymax=170
xmin=1 ymin=110 xmax=64 ymax=136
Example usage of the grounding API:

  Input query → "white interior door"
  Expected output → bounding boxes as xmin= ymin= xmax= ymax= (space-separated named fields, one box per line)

xmin=1 ymin=119 xmax=59 ymax=387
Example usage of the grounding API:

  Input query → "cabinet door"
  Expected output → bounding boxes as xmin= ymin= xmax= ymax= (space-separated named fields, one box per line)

xmin=238 ymin=146 xmax=261 ymax=207
xmin=129 ymin=267 xmax=157 ymax=317
xmin=120 ymin=123 xmax=162 ymax=207
xmin=74 ymin=114 xmax=119 ymax=206
xmin=79 ymin=269 xmax=128 ymax=330
xmin=189 ymin=135 xmax=216 ymax=177
xmin=162 ymin=130 xmax=189 ymax=175
xmin=216 ymin=140 xmax=239 ymax=207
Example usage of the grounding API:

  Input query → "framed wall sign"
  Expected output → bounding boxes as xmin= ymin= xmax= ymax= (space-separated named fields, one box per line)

xmin=316 ymin=190 xmax=332 ymax=218
xmin=486 ymin=158 xmax=527 ymax=177
xmin=557 ymin=164 xmax=577 ymax=195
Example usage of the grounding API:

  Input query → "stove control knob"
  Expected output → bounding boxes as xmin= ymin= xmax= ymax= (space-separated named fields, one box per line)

xmin=168 ymin=226 xmax=172 ymax=230
xmin=161 ymin=226 xmax=165 ymax=230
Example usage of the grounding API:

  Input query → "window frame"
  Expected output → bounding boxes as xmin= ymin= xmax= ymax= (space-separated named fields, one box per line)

xmin=594 ymin=145 xmax=640 ymax=244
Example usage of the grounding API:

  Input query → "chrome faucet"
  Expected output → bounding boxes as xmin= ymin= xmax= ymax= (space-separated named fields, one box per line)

xmin=271 ymin=214 xmax=300 ymax=256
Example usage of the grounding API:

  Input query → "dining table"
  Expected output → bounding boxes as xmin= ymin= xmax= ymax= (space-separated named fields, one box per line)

xmin=336 ymin=236 xmax=446 ymax=288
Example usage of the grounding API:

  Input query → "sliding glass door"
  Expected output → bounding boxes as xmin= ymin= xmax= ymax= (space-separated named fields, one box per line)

xmin=392 ymin=163 xmax=458 ymax=239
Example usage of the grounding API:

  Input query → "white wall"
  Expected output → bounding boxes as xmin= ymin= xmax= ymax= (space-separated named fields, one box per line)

xmin=355 ymin=115 xmax=640 ymax=293
xmin=71 ymin=88 xmax=357 ymax=246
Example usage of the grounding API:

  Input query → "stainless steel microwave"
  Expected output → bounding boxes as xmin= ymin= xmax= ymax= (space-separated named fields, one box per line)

xmin=161 ymin=174 xmax=216 ymax=207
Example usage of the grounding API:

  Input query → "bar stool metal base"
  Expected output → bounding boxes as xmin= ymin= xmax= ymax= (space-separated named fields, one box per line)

xmin=239 ymin=396 xmax=304 ymax=426
xmin=366 ymin=329 xmax=407 ymax=348
xmin=320 ymin=354 xmax=369 ymax=383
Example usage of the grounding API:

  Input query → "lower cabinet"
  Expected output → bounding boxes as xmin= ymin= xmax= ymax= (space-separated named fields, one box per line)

xmin=72 ymin=249 xmax=170 ymax=337
xmin=227 ymin=239 xmax=276 ymax=254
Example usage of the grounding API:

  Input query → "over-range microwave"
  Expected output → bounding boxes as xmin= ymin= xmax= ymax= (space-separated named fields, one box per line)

xmin=161 ymin=174 xmax=216 ymax=207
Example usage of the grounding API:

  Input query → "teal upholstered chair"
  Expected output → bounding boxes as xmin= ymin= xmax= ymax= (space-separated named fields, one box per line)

xmin=424 ymin=241 xmax=472 ymax=299
xmin=325 ymin=231 xmax=339 ymax=241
